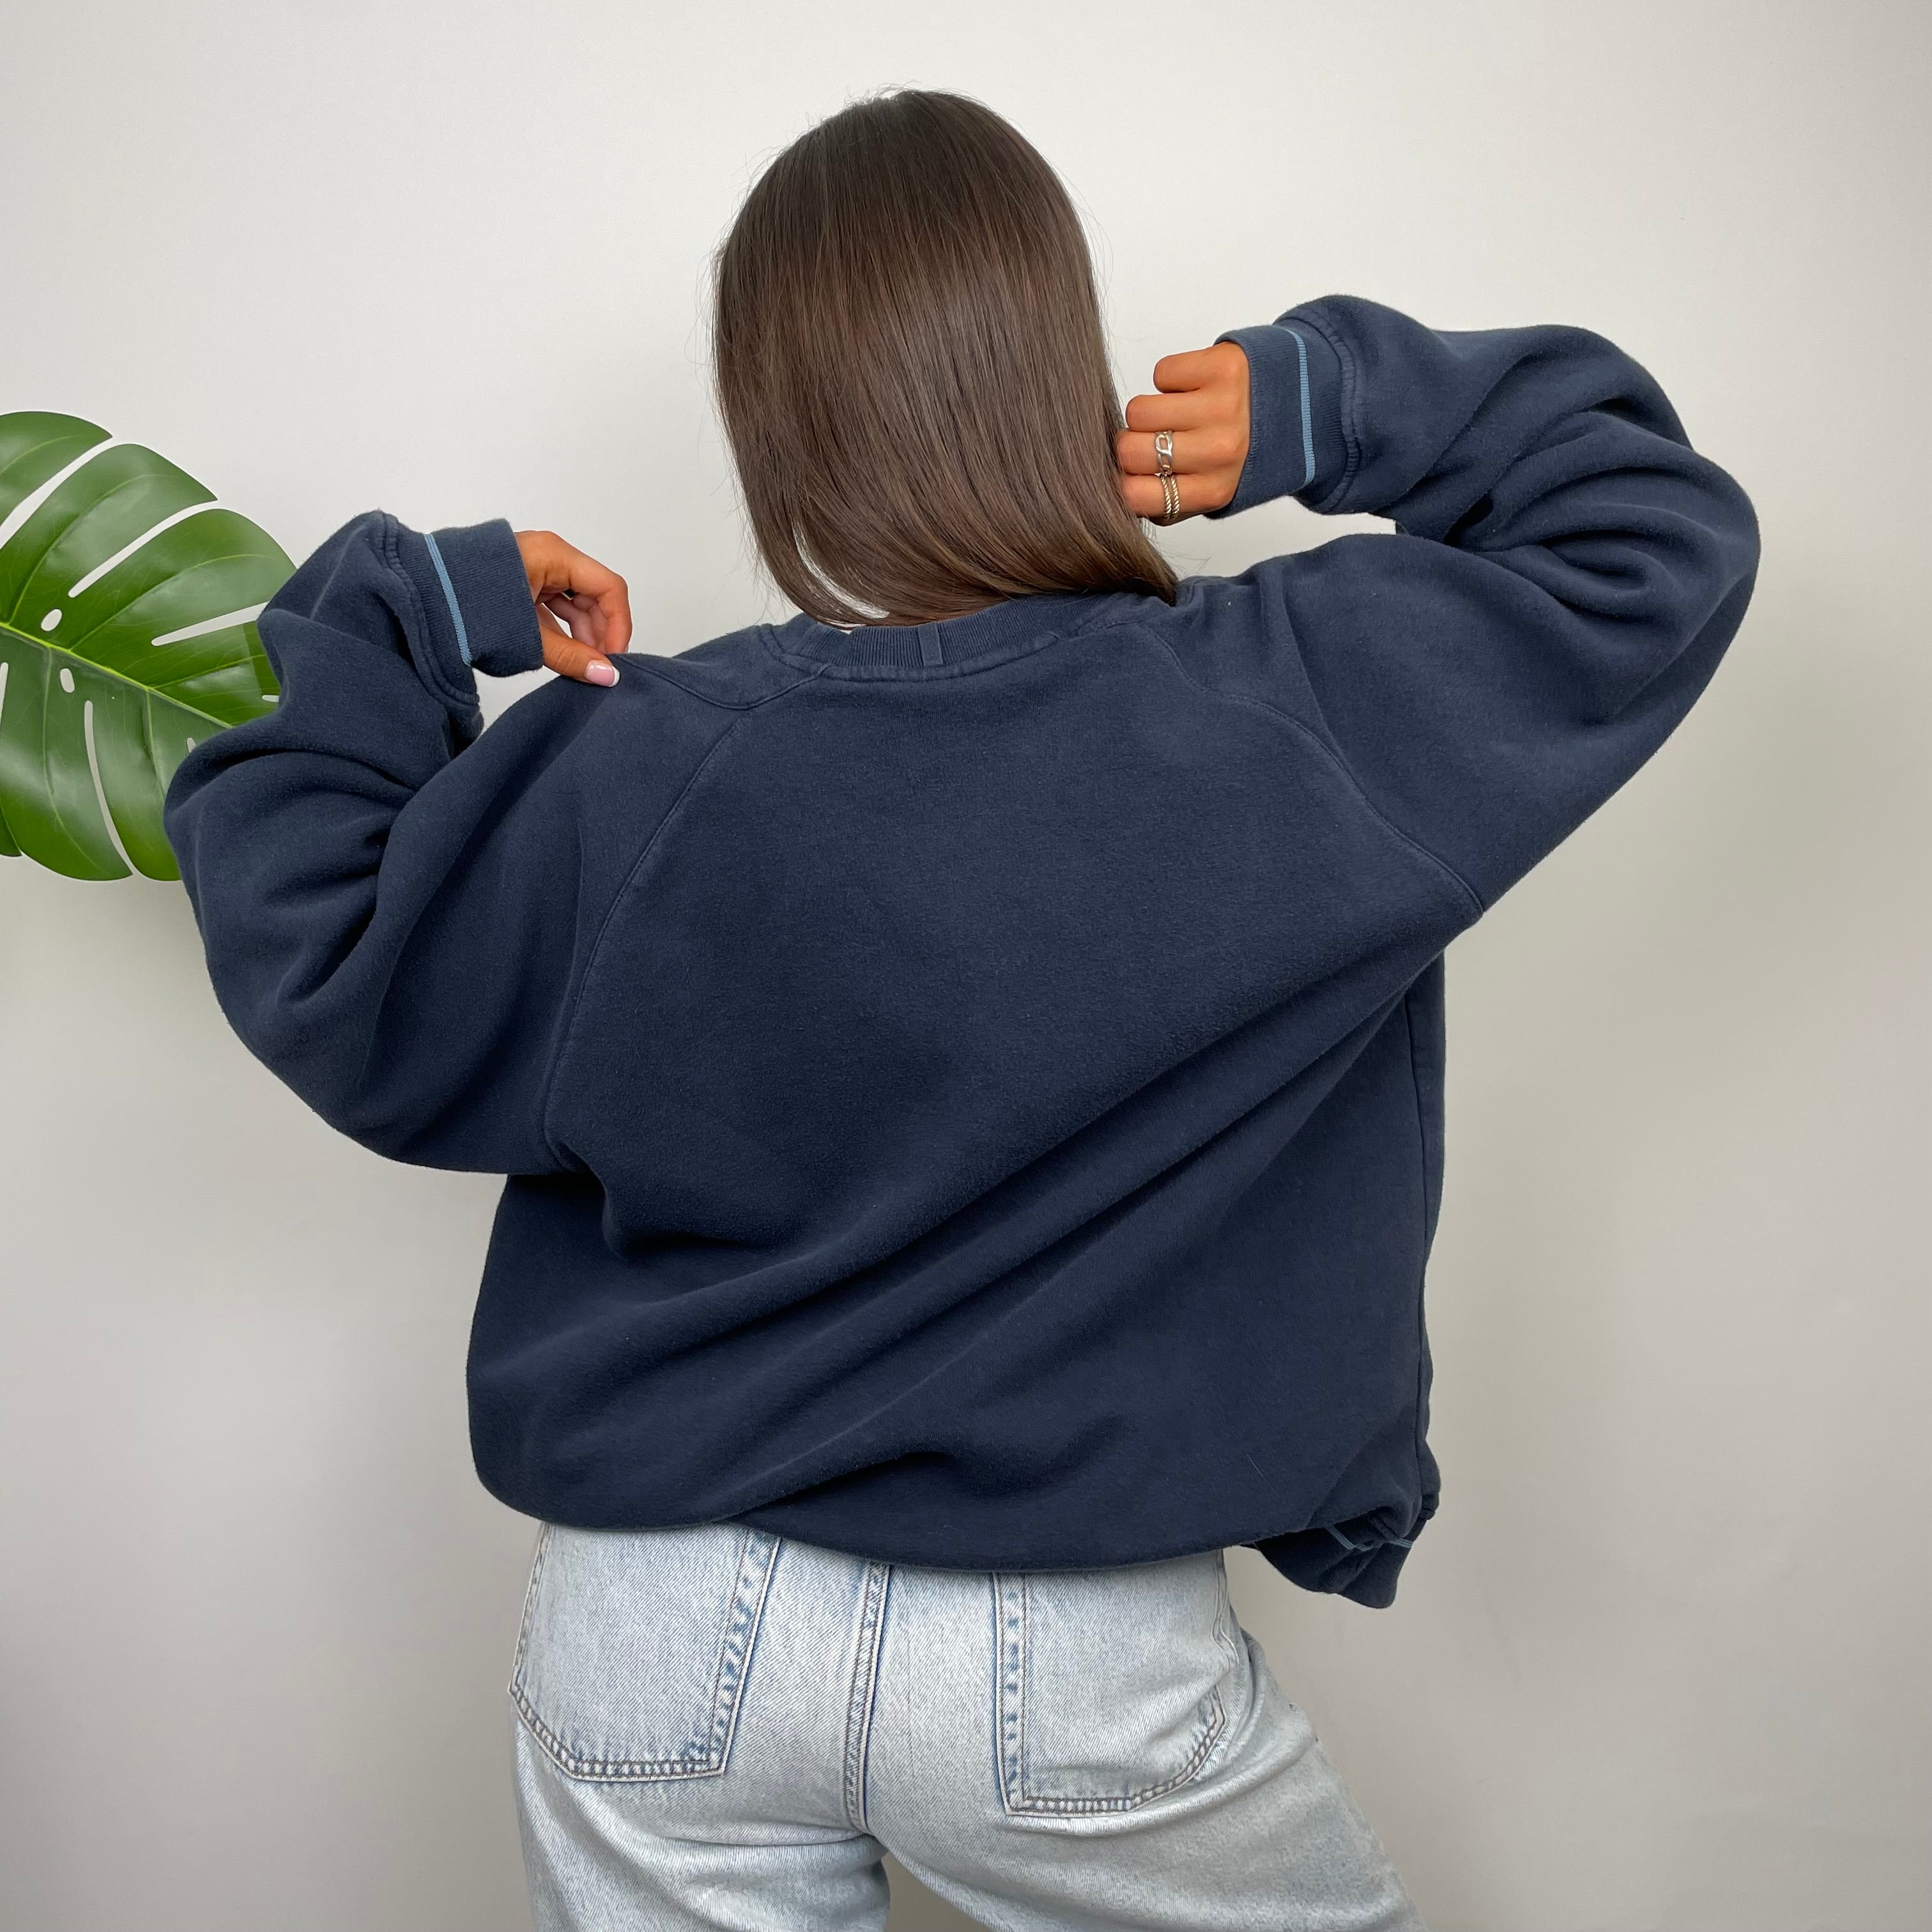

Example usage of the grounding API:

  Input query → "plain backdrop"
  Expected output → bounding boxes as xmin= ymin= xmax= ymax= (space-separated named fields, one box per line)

xmin=1 ymin=4 xmax=1926 ymax=1928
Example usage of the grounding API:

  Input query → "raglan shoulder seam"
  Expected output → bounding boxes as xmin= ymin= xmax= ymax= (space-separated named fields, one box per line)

xmin=532 ymin=663 xmax=825 ymax=1165
xmin=623 ymin=650 xmax=826 ymax=711
xmin=1138 ymin=624 xmax=1487 ymax=920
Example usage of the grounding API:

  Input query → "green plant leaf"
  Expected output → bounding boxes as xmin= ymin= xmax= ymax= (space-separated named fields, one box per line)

xmin=0 ymin=412 xmax=294 ymax=880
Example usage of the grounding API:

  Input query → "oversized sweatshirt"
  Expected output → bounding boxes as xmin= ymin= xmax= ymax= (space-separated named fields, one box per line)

xmin=164 ymin=294 xmax=1759 ymax=1607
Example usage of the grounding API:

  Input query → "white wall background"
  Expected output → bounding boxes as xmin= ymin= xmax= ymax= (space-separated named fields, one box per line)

xmin=1 ymin=3 xmax=1925 ymax=1928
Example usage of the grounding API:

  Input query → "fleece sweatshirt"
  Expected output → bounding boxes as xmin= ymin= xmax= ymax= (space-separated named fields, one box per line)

xmin=164 ymin=293 xmax=1759 ymax=1607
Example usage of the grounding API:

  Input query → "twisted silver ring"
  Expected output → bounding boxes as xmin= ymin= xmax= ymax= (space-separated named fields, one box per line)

xmin=1157 ymin=472 xmax=1181 ymax=524
xmin=1153 ymin=429 xmax=1176 ymax=477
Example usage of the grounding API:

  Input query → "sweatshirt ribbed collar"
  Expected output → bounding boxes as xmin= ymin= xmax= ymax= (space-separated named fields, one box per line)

xmin=765 ymin=587 xmax=1154 ymax=678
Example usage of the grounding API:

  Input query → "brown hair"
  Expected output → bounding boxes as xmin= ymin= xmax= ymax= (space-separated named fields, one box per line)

xmin=712 ymin=89 xmax=1177 ymax=627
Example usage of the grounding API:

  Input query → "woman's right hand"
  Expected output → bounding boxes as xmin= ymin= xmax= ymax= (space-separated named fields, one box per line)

xmin=1115 ymin=342 xmax=1252 ymax=523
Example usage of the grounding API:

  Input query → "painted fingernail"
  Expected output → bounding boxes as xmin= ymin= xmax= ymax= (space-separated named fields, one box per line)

xmin=586 ymin=661 xmax=618 ymax=686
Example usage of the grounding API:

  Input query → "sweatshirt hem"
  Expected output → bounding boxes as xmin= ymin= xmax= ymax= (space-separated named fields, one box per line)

xmin=468 ymin=1448 xmax=1433 ymax=1611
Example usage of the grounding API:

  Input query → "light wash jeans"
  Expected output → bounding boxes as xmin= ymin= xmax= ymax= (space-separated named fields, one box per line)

xmin=509 ymin=1521 xmax=1427 ymax=1931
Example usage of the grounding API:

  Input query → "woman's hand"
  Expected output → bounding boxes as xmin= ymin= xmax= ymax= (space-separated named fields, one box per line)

xmin=1115 ymin=342 xmax=1251 ymax=523
xmin=515 ymin=530 xmax=632 ymax=685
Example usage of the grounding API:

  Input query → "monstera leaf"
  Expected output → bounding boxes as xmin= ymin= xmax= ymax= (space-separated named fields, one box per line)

xmin=0 ymin=412 xmax=293 ymax=880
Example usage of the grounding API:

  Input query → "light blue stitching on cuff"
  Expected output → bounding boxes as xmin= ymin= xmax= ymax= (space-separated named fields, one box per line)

xmin=1324 ymin=1524 xmax=1413 ymax=1553
xmin=421 ymin=531 xmax=472 ymax=668
xmin=1282 ymin=326 xmax=1315 ymax=490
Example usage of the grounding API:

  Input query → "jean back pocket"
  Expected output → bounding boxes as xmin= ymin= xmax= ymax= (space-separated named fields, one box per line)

xmin=994 ymin=1548 xmax=1245 ymax=1815
xmin=510 ymin=1521 xmax=780 ymax=1783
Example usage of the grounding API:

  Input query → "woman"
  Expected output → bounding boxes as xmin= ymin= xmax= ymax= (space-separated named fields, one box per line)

xmin=165 ymin=88 xmax=1758 ymax=1932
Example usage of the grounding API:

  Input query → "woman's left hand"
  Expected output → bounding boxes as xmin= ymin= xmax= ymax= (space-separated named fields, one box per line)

xmin=515 ymin=530 xmax=632 ymax=685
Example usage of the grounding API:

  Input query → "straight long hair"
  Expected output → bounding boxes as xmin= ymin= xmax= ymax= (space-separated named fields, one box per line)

xmin=712 ymin=90 xmax=1177 ymax=627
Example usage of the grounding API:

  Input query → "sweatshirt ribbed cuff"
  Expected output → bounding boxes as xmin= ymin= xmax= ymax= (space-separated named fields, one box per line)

xmin=1206 ymin=308 xmax=1350 ymax=519
xmin=393 ymin=516 xmax=544 ymax=712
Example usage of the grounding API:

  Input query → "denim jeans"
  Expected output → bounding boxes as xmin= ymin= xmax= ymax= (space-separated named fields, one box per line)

xmin=509 ymin=1521 xmax=1427 ymax=1931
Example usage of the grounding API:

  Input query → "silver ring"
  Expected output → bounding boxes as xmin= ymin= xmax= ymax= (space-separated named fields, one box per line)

xmin=1153 ymin=429 xmax=1175 ymax=477
xmin=1157 ymin=472 xmax=1181 ymax=524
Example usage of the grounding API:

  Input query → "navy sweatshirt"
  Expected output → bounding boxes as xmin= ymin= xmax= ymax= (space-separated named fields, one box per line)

xmin=164 ymin=295 xmax=1759 ymax=1607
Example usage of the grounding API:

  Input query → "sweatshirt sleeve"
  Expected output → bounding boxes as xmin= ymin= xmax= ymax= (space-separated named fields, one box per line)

xmin=162 ymin=509 xmax=600 ymax=1176
xmin=1199 ymin=295 xmax=1761 ymax=912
